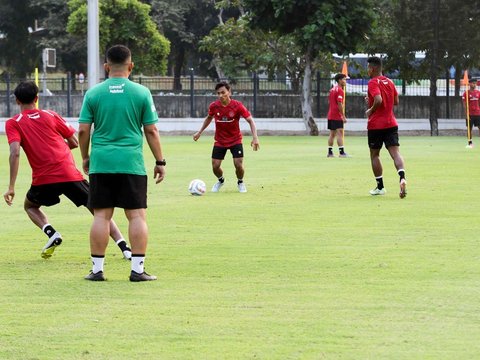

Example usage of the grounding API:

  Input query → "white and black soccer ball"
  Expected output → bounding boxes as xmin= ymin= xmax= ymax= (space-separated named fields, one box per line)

xmin=188 ymin=179 xmax=206 ymax=196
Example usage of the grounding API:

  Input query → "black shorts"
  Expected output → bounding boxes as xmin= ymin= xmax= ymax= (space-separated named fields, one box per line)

xmin=88 ymin=174 xmax=147 ymax=209
xmin=327 ymin=120 xmax=344 ymax=130
xmin=27 ymin=180 xmax=89 ymax=207
xmin=212 ymin=143 xmax=244 ymax=160
xmin=368 ymin=126 xmax=400 ymax=149
xmin=467 ymin=115 xmax=480 ymax=128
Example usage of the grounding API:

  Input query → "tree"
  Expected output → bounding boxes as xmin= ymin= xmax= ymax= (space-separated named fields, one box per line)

xmin=67 ymin=0 xmax=170 ymax=76
xmin=243 ymin=0 xmax=375 ymax=135
xmin=147 ymin=0 xmax=218 ymax=89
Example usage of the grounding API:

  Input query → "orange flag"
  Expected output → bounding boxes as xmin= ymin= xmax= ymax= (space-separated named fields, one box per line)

xmin=341 ymin=61 xmax=348 ymax=78
xmin=463 ymin=70 xmax=469 ymax=86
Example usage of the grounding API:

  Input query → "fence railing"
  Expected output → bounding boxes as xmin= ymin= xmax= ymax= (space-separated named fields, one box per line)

xmin=0 ymin=72 xmax=465 ymax=118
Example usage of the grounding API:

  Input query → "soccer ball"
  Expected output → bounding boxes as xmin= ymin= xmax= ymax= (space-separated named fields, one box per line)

xmin=188 ymin=179 xmax=206 ymax=196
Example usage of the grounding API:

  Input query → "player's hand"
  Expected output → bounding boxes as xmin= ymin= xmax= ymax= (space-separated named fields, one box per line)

xmin=193 ymin=132 xmax=201 ymax=141
xmin=343 ymin=117 xmax=347 ymax=123
xmin=154 ymin=165 xmax=166 ymax=184
xmin=4 ymin=188 xmax=15 ymax=206
xmin=251 ymin=138 xmax=260 ymax=151
xmin=82 ymin=158 xmax=90 ymax=175
xmin=364 ymin=96 xmax=369 ymax=106
xmin=365 ymin=108 xmax=373 ymax=118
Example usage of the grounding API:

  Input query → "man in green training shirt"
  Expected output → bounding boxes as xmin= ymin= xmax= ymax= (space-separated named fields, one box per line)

xmin=78 ymin=45 xmax=166 ymax=282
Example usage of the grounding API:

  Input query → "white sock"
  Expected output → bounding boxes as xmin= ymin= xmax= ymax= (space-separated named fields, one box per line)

xmin=91 ymin=256 xmax=105 ymax=274
xmin=131 ymin=256 xmax=145 ymax=274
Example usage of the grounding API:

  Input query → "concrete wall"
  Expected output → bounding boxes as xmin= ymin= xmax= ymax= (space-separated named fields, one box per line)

xmin=0 ymin=94 xmax=465 ymax=119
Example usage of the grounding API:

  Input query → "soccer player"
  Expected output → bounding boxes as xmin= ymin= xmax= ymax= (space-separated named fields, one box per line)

xmin=78 ymin=45 xmax=165 ymax=282
xmin=3 ymin=81 xmax=131 ymax=259
xmin=327 ymin=73 xmax=348 ymax=157
xmin=462 ymin=77 xmax=480 ymax=147
xmin=192 ymin=81 xmax=259 ymax=193
xmin=365 ymin=56 xmax=407 ymax=199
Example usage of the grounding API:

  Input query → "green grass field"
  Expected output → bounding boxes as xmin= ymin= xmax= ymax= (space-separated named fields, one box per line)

xmin=1 ymin=135 xmax=479 ymax=359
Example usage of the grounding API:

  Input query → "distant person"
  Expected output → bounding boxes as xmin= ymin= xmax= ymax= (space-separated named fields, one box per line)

xmin=462 ymin=77 xmax=480 ymax=147
xmin=327 ymin=73 xmax=348 ymax=157
xmin=78 ymin=45 xmax=166 ymax=282
xmin=365 ymin=56 xmax=407 ymax=199
xmin=3 ymin=81 xmax=131 ymax=259
xmin=193 ymin=81 xmax=259 ymax=193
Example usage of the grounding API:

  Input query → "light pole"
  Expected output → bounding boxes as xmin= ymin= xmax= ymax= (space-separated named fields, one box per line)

xmin=88 ymin=0 xmax=100 ymax=88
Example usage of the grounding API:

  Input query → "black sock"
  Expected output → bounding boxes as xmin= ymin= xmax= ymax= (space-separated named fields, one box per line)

xmin=218 ymin=176 xmax=225 ymax=183
xmin=375 ymin=176 xmax=384 ymax=190
xmin=43 ymin=224 xmax=56 ymax=238
xmin=116 ymin=240 xmax=129 ymax=252
xmin=237 ymin=179 xmax=243 ymax=184
xmin=328 ymin=147 xmax=333 ymax=154
xmin=398 ymin=170 xmax=405 ymax=181
xmin=339 ymin=146 xmax=345 ymax=155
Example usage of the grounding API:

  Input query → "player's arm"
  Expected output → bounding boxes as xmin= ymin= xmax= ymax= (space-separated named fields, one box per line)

xmin=4 ymin=142 xmax=21 ymax=206
xmin=394 ymin=94 xmax=399 ymax=106
xmin=193 ymin=115 xmax=213 ymax=141
xmin=78 ymin=123 xmax=92 ymax=175
xmin=366 ymin=95 xmax=382 ymax=118
xmin=337 ymin=101 xmax=346 ymax=122
xmin=245 ymin=116 xmax=260 ymax=151
xmin=65 ymin=134 xmax=79 ymax=149
xmin=144 ymin=123 xmax=165 ymax=184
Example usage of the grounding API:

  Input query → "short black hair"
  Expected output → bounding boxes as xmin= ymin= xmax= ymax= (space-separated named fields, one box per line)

xmin=14 ymin=81 xmax=38 ymax=104
xmin=106 ymin=45 xmax=131 ymax=64
xmin=469 ymin=77 xmax=477 ymax=83
xmin=334 ymin=73 xmax=346 ymax=82
xmin=367 ymin=56 xmax=382 ymax=68
xmin=215 ymin=81 xmax=230 ymax=91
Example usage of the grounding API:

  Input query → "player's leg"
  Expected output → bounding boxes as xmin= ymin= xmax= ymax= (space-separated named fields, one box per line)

xmin=24 ymin=185 xmax=63 ymax=258
xmin=336 ymin=128 xmax=348 ymax=157
xmin=327 ymin=128 xmax=335 ymax=157
xmin=65 ymin=180 xmax=131 ymax=260
xmin=231 ymin=144 xmax=247 ymax=193
xmin=385 ymin=128 xmax=406 ymax=199
xmin=211 ymin=146 xmax=227 ymax=192
xmin=85 ymin=207 xmax=113 ymax=281
xmin=368 ymin=130 xmax=385 ymax=195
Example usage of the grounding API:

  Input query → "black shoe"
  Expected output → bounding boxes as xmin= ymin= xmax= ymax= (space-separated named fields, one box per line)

xmin=129 ymin=270 xmax=157 ymax=282
xmin=84 ymin=271 xmax=105 ymax=281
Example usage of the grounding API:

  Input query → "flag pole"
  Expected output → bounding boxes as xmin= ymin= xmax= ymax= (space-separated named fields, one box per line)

xmin=341 ymin=61 xmax=348 ymax=143
xmin=464 ymin=70 xmax=471 ymax=146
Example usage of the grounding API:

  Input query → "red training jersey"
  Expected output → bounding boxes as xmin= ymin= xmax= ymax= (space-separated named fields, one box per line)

xmin=462 ymin=89 xmax=480 ymax=116
xmin=208 ymin=99 xmax=251 ymax=147
xmin=367 ymin=75 xmax=398 ymax=130
xmin=327 ymin=85 xmax=344 ymax=121
xmin=5 ymin=109 xmax=84 ymax=186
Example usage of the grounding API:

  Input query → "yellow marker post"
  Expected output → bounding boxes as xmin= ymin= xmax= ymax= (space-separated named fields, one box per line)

xmin=341 ymin=61 xmax=348 ymax=143
xmin=463 ymin=70 xmax=471 ymax=146
xmin=35 ymin=68 xmax=39 ymax=109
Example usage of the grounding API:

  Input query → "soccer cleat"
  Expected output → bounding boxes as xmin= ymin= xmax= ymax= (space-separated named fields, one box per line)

xmin=238 ymin=182 xmax=247 ymax=193
xmin=369 ymin=187 xmax=386 ymax=196
xmin=339 ymin=153 xmax=350 ymax=158
xmin=466 ymin=144 xmax=474 ymax=149
xmin=211 ymin=181 xmax=224 ymax=192
xmin=123 ymin=249 xmax=132 ymax=261
xmin=129 ymin=270 xmax=157 ymax=282
xmin=84 ymin=271 xmax=106 ymax=281
xmin=41 ymin=232 xmax=63 ymax=259
xmin=399 ymin=179 xmax=407 ymax=199
xmin=327 ymin=153 xmax=335 ymax=158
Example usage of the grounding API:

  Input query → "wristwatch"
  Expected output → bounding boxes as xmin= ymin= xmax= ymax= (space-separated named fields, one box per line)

xmin=155 ymin=159 xmax=166 ymax=166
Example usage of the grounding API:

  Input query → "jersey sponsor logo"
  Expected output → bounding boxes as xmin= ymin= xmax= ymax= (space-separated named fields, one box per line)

xmin=219 ymin=116 xmax=234 ymax=123
xmin=27 ymin=112 xmax=41 ymax=120
xmin=109 ymin=83 xmax=125 ymax=94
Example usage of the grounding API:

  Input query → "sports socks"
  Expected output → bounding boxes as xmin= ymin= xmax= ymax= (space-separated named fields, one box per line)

xmin=237 ymin=179 xmax=243 ymax=184
xmin=131 ymin=254 xmax=145 ymax=274
xmin=339 ymin=146 xmax=345 ymax=155
xmin=375 ymin=176 xmax=384 ymax=190
xmin=42 ymin=224 xmax=56 ymax=238
xmin=328 ymin=147 xmax=333 ymax=155
xmin=115 ymin=239 xmax=129 ymax=252
xmin=398 ymin=169 xmax=406 ymax=181
xmin=218 ymin=176 xmax=225 ymax=184
xmin=91 ymin=255 xmax=105 ymax=274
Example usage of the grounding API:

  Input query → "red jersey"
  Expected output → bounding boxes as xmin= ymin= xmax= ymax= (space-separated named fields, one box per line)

xmin=208 ymin=99 xmax=251 ymax=147
xmin=327 ymin=85 xmax=344 ymax=121
xmin=367 ymin=75 xmax=398 ymax=130
xmin=5 ymin=109 xmax=84 ymax=186
xmin=462 ymin=89 xmax=480 ymax=116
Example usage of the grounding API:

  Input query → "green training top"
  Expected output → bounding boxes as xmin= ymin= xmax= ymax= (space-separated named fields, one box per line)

xmin=79 ymin=78 xmax=158 ymax=175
